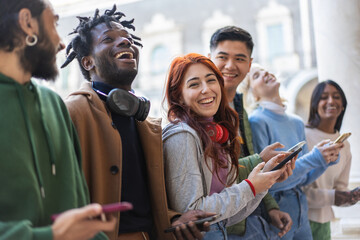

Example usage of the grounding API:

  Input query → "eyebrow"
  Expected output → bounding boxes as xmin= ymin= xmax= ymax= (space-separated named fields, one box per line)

xmin=54 ymin=14 xmax=59 ymax=21
xmin=217 ymin=51 xmax=248 ymax=58
xmin=102 ymin=28 xmax=129 ymax=35
xmin=186 ymin=73 xmax=215 ymax=83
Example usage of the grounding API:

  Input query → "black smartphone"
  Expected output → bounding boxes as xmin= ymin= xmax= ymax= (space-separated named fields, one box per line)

xmin=271 ymin=141 xmax=306 ymax=171
xmin=164 ymin=214 xmax=220 ymax=233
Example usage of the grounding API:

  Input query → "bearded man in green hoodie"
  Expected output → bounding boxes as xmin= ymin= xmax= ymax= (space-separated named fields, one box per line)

xmin=0 ymin=0 xmax=116 ymax=239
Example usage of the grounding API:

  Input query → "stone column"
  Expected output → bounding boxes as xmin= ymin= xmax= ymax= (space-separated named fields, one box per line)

xmin=311 ymin=0 xmax=360 ymax=186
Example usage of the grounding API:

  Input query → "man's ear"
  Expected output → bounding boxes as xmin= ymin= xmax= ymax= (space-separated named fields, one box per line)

xmin=81 ymin=56 xmax=95 ymax=71
xmin=248 ymin=58 xmax=253 ymax=72
xmin=18 ymin=8 xmax=39 ymax=38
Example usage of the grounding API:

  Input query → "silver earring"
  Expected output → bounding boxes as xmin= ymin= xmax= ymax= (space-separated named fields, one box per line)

xmin=25 ymin=34 xmax=38 ymax=46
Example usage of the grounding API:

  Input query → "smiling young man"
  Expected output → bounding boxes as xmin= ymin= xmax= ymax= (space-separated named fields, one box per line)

xmin=63 ymin=6 xmax=212 ymax=240
xmin=0 ymin=0 xmax=116 ymax=239
xmin=208 ymin=26 xmax=293 ymax=240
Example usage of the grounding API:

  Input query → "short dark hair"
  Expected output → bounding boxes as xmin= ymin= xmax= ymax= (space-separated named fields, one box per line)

xmin=307 ymin=80 xmax=347 ymax=132
xmin=209 ymin=26 xmax=254 ymax=55
xmin=61 ymin=5 xmax=142 ymax=81
xmin=0 ymin=0 xmax=46 ymax=51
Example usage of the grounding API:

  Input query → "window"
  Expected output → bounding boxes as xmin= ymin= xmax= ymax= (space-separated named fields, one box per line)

xmin=150 ymin=45 xmax=170 ymax=75
xmin=266 ymin=24 xmax=285 ymax=61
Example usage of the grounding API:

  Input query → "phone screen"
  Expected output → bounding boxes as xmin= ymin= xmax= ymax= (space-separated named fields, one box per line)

xmin=287 ymin=141 xmax=306 ymax=153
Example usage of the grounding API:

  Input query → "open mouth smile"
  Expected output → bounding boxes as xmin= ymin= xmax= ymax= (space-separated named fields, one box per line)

xmin=114 ymin=51 xmax=134 ymax=60
xmin=198 ymin=97 xmax=215 ymax=104
xmin=222 ymin=73 xmax=238 ymax=78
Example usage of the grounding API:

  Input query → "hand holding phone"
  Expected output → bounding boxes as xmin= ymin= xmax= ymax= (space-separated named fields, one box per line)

xmin=164 ymin=214 xmax=220 ymax=233
xmin=271 ymin=141 xmax=306 ymax=171
xmin=333 ymin=132 xmax=351 ymax=144
xmin=51 ymin=202 xmax=133 ymax=222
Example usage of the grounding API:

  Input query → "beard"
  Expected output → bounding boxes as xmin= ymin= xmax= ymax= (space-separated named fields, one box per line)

xmin=20 ymin=23 xmax=58 ymax=81
xmin=95 ymin=53 xmax=137 ymax=87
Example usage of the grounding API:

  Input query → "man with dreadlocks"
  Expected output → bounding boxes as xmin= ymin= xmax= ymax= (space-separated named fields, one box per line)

xmin=0 ymin=0 xmax=116 ymax=239
xmin=63 ymin=5 xmax=213 ymax=240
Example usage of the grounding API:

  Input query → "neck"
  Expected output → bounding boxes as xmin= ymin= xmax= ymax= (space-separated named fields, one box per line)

xmin=0 ymin=50 xmax=31 ymax=84
xmin=226 ymin=88 xmax=237 ymax=103
xmin=91 ymin=75 xmax=132 ymax=91
xmin=260 ymin=94 xmax=283 ymax=106
xmin=317 ymin=119 xmax=337 ymax=133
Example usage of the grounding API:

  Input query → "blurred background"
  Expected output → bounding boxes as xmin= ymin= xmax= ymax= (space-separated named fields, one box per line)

xmin=48 ymin=0 xmax=360 ymax=238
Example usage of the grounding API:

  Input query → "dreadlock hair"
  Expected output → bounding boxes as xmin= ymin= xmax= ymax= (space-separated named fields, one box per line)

xmin=0 ymin=0 xmax=46 ymax=51
xmin=61 ymin=4 xmax=142 ymax=81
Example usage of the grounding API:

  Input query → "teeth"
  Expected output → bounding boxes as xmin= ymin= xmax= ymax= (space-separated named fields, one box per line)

xmin=222 ymin=73 xmax=237 ymax=77
xmin=327 ymin=107 xmax=336 ymax=110
xmin=199 ymin=98 xmax=214 ymax=104
xmin=115 ymin=51 xmax=133 ymax=59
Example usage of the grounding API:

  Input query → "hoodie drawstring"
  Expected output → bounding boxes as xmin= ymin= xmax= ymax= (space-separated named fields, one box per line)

xmin=35 ymin=88 xmax=56 ymax=176
xmin=15 ymin=82 xmax=48 ymax=198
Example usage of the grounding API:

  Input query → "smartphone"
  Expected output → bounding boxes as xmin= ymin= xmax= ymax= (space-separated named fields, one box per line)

xmin=271 ymin=141 xmax=306 ymax=171
xmin=333 ymin=132 xmax=351 ymax=144
xmin=102 ymin=202 xmax=133 ymax=213
xmin=287 ymin=141 xmax=306 ymax=152
xmin=51 ymin=202 xmax=133 ymax=221
xmin=164 ymin=214 xmax=220 ymax=233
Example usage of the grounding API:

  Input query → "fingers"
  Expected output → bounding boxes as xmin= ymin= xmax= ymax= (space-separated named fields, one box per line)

xmin=175 ymin=210 xmax=216 ymax=224
xmin=279 ymin=215 xmax=292 ymax=237
xmin=268 ymin=142 xmax=285 ymax=150
xmin=277 ymin=162 xmax=293 ymax=182
xmin=256 ymin=161 xmax=266 ymax=170
xmin=191 ymin=210 xmax=216 ymax=219
xmin=263 ymin=154 xmax=285 ymax=172
xmin=316 ymin=139 xmax=331 ymax=147
xmin=173 ymin=220 xmax=207 ymax=240
xmin=187 ymin=221 xmax=205 ymax=239
xmin=290 ymin=157 xmax=296 ymax=170
xmin=174 ymin=225 xmax=185 ymax=240
xmin=179 ymin=222 xmax=195 ymax=240
xmin=75 ymin=203 xmax=103 ymax=220
xmin=201 ymin=222 xmax=210 ymax=233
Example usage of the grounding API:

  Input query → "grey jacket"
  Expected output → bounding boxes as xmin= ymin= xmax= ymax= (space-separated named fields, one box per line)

xmin=162 ymin=122 xmax=266 ymax=226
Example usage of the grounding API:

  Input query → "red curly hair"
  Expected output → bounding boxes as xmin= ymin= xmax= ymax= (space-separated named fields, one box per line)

xmin=164 ymin=53 xmax=240 ymax=185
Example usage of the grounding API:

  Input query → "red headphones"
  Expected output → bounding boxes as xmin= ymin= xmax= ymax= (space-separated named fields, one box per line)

xmin=205 ymin=122 xmax=229 ymax=144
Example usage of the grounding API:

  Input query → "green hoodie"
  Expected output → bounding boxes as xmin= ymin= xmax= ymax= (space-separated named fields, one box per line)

xmin=0 ymin=73 xmax=106 ymax=239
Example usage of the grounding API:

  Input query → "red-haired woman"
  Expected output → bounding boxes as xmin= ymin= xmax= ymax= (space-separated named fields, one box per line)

xmin=162 ymin=53 xmax=288 ymax=239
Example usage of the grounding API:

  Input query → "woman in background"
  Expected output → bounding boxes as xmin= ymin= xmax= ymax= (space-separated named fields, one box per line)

xmin=162 ymin=54 xmax=288 ymax=239
xmin=244 ymin=64 xmax=343 ymax=240
xmin=304 ymin=80 xmax=360 ymax=240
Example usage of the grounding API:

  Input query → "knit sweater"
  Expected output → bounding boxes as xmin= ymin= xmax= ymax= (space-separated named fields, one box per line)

xmin=303 ymin=127 xmax=352 ymax=223
xmin=249 ymin=107 xmax=335 ymax=193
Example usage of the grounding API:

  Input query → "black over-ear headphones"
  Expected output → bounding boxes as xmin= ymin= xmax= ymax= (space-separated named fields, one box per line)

xmin=92 ymin=83 xmax=150 ymax=121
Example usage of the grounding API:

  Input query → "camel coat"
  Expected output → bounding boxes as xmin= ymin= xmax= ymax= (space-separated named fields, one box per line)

xmin=65 ymin=82 xmax=176 ymax=240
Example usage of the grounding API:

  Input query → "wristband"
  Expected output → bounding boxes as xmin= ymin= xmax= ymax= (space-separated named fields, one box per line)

xmin=245 ymin=179 xmax=256 ymax=196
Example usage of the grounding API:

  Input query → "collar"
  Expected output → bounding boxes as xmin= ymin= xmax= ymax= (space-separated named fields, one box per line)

xmin=259 ymin=101 xmax=287 ymax=115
